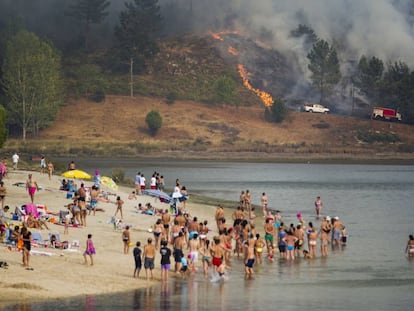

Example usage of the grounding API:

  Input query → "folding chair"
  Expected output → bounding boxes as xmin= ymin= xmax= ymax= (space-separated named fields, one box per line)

xmin=31 ymin=231 xmax=47 ymax=247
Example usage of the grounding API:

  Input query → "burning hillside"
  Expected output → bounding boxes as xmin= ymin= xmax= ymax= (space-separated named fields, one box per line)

xmin=210 ymin=31 xmax=306 ymax=107
xmin=146 ymin=32 xmax=314 ymax=109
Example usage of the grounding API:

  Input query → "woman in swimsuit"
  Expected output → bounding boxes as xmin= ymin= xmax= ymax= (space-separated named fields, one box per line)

xmin=320 ymin=218 xmax=331 ymax=257
xmin=0 ymin=181 xmax=6 ymax=209
xmin=308 ymin=229 xmax=318 ymax=258
xmin=21 ymin=227 xmax=32 ymax=269
xmin=83 ymin=234 xmax=96 ymax=265
xmin=153 ymin=219 xmax=164 ymax=250
xmin=122 ymin=226 xmax=131 ymax=254
xmin=406 ymin=234 xmax=414 ymax=257
xmin=254 ymin=233 xmax=265 ymax=264
xmin=114 ymin=196 xmax=124 ymax=219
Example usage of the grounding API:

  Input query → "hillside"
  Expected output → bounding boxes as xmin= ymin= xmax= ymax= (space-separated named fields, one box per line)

xmin=6 ymin=95 xmax=413 ymax=161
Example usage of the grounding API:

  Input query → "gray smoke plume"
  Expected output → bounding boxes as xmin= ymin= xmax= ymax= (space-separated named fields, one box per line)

xmin=164 ymin=0 xmax=414 ymax=112
xmin=167 ymin=0 xmax=414 ymax=66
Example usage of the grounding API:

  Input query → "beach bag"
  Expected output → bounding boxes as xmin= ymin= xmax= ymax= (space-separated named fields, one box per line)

xmin=17 ymin=239 xmax=23 ymax=250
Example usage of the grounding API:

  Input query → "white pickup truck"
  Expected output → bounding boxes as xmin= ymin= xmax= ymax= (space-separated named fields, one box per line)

xmin=304 ymin=103 xmax=330 ymax=114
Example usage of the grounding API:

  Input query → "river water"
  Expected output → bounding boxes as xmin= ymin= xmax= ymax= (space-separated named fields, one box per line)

xmin=5 ymin=160 xmax=414 ymax=310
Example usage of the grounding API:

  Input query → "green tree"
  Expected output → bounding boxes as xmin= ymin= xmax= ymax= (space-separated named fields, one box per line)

xmin=354 ymin=55 xmax=384 ymax=103
xmin=67 ymin=63 xmax=106 ymax=99
xmin=1 ymin=30 xmax=63 ymax=139
xmin=145 ymin=110 xmax=162 ymax=136
xmin=214 ymin=75 xmax=236 ymax=104
xmin=307 ymin=39 xmax=341 ymax=104
xmin=114 ymin=0 xmax=162 ymax=96
xmin=0 ymin=105 xmax=7 ymax=147
xmin=264 ymin=98 xmax=288 ymax=123
xmin=68 ymin=0 xmax=110 ymax=50
xmin=382 ymin=61 xmax=414 ymax=123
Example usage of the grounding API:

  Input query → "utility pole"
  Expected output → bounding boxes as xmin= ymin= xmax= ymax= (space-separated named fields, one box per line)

xmin=130 ymin=57 xmax=134 ymax=97
xmin=350 ymin=81 xmax=355 ymax=116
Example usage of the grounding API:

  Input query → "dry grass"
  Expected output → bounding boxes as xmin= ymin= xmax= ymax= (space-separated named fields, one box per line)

xmin=6 ymin=95 xmax=414 ymax=159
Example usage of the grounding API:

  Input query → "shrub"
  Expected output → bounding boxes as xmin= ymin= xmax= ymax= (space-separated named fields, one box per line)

xmin=90 ymin=89 xmax=106 ymax=103
xmin=165 ymin=92 xmax=177 ymax=105
xmin=265 ymin=98 xmax=288 ymax=123
xmin=111 ymin=168 xmax=125 ymax=183
xmin=145 ymin=110 xmax=163 ymax=136
xmin=357 ymin=130 xmax=400 ymax=143
xmin=213 ymin=75 xmax=237 ymax=104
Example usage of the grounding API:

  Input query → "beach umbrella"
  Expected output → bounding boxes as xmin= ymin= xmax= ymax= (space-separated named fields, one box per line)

xmin=142 ymin=189 xmax=189 ymax=204
xmin=99 ymin=176 xmax=118 ymax=191
xmin=61 ymin=169 xmax=92 ymax=179
xmin=142 ymin=189 xmax=174 ymax=203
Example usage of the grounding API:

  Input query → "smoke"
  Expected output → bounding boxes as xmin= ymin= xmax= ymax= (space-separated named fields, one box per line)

xmin=169 ymin=0 xmax=414 ymax=66
xmin=2 ymin=0 xmax=412 ymax=110
xmin=162 ymin=0 xmax=414 ymax=111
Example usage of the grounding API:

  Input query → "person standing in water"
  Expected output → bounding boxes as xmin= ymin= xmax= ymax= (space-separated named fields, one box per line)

xmin=261 ymin=192 xmax=268 ymax=217
xmin=315 ymin=196 xmax=323 ymax=218
xmin=406 ymin=235 xmax=414 ymax=257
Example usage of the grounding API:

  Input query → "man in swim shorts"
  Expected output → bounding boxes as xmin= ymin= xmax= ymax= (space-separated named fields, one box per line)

xmin=264 ymin=218 xmax=275 ymax=260
xmin=211 ymin=237 xmax=229 ymax=272
xmin=245 ymin=243 xmax=255 ymax=278
xmin=25 ymin=174 xmax=38 ymax=204
xmin=143 ymin=238 xmax=156 ymax=281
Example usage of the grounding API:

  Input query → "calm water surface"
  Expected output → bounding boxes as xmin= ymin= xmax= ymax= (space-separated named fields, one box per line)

xmin=6 ymin=160 xmax=414 ymax=310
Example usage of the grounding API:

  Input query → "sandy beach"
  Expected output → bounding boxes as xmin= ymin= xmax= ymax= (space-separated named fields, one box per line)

xmin=0 ymin=169 xmax=219 ymax=307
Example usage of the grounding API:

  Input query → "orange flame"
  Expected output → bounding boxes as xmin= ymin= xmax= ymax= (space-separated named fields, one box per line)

xmin=211 ymin=32 xmax=224 ymax=41
xmin=210 ymin=30 xmax=239 ymax=41
xmin=228 ymin=46 xmax=239 ymax=56
xmin=238 ymin=64 xmax=273 ymax=107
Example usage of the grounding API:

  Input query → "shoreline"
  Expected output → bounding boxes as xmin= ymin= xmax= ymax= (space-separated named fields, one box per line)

xmin=0 ymin=169 xmax=224 ymax=307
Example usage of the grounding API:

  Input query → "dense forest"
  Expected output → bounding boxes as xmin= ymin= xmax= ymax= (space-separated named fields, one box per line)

xmin=1 ymin=0 xmax=414 ymax=143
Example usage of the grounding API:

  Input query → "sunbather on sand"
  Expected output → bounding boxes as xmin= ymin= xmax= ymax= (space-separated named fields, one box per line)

xmin=25 ymin=212 xmax=49 ymax=230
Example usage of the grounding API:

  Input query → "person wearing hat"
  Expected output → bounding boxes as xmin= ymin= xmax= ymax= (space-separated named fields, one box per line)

xmin=333 ymin=216 xmax=345 ymax=247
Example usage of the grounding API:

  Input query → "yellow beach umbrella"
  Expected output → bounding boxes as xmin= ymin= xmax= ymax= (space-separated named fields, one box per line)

xmin=61 ymin=169 xmax=92 ymax=179
xmin=99 ymin=176 xmax=118 ymax=191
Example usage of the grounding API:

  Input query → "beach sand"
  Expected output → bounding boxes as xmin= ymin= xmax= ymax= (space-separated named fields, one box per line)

xmin=0 ymin=169 xmax=219 ymax=307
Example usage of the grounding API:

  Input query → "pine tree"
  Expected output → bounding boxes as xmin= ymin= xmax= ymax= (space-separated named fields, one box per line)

xmin=68 ymin=0 xmax=110 ymax=50
xmin=307 ymin=39 xmax=341 ymax=104
xmin=114 ymin=0 xmax=162 ymax=96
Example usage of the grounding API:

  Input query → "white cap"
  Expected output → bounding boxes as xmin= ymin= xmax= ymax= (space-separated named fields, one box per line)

xmin=334 ymin=216 xmax=339 ymax=220
xmin=326 ymin=216 xmax=331 ymax=221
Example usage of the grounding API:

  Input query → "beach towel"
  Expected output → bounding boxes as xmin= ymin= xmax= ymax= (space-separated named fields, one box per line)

xmin=25 ymin=204 xmax=39 ymax=218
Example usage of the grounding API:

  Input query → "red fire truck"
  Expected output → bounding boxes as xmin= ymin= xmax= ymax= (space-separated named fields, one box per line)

xmin=372 ymin=107 xmax=402 ymax=121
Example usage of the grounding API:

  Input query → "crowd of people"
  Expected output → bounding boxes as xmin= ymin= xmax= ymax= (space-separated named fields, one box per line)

xmin=2 ymin=160 xmax=413 ymax=285
xmin=124 ymin=186 xmax=352 ymax=283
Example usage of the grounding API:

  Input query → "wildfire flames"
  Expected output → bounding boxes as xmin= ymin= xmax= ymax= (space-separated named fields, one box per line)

xmin=238 ymin=64 xmax=274 ymax=107
xmin=228 ymin=46 xmax=239 ymax=56
xmin=211 ymin=31 xmax=274 ymax=107
xmin=211 ymin=32 xmax=224 ymax=41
